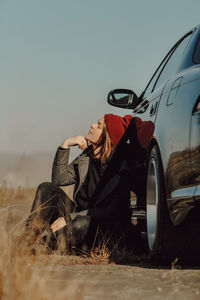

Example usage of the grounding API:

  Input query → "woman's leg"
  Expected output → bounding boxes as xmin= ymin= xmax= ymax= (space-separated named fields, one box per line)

xmin=25 ymin=182 xmax=75 ymax=251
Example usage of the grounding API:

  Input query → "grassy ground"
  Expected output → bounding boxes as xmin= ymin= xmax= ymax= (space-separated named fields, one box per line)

xmin=0 ymin=186 xmax=142 ymax=300
xmin=2 ymin=186 xmax=200 ymax=300
xmin=0 ymin=186 xmax=102 ymax=299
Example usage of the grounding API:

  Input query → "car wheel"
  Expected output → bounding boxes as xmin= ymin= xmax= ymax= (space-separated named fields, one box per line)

xmin=146 ymin=145 xmax=173 ymax=263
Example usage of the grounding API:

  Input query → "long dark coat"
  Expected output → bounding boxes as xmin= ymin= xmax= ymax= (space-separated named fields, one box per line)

xmin=51 ymin=117 xmax=154 ymax=248
xmin=51 ymin=145 xmax=131 ymax=223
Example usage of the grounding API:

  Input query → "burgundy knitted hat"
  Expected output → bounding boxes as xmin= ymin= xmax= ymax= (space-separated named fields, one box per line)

xmin=104 ymin=114 xmax=133 ymax=146
xmin=104 ymin=113 xmax=155 ymax=148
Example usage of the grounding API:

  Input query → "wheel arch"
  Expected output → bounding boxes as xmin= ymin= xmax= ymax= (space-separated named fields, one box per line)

xmin=145 ymin=137 xmax=163 ymax=170
xmin=145 ymin=137 xmax=166 ymax=205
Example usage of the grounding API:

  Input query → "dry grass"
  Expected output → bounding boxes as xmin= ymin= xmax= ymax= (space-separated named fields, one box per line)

xmin=0 ymin=186 xmax=115 ymax=299
xmin=0 ymin=185 xmax=144 ymax=299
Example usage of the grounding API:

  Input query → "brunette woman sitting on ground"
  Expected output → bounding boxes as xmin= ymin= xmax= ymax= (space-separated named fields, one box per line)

xmin=25 ymin=114 xmax=154 ymax=255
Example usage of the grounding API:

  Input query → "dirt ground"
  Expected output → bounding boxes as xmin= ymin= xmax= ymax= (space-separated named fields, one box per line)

xmin=35 ymin=261 xmax=200 ymax=300
xmin=1 ymin=187 xmax=200 ymax=300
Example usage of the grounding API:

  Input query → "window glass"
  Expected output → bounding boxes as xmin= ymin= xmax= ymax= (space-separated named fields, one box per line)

xmin=143 ymin=56 xmax=169 ymax=97
xmin=154 ymin=34 xmax=192 ymax=90
xmin=193 ymin=35 xmax=200 ymax=63
xmin=143 ymin=33 xmax=192 ymax=99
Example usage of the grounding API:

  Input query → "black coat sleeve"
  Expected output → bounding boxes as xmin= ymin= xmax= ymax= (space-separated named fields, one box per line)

xmin=51 ymin=147 xmax=78 ymax=186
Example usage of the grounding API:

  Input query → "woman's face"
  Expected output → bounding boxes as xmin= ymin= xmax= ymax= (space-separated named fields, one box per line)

xmin=85 ymin=117 xmax=104 ymax=144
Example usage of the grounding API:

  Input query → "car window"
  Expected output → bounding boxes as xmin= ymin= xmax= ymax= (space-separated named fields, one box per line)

xmin=143 ymin=54 xmax=171 ymax=98
xmin=143 ymin=33 xmax=192 ymax=99
xmin=193 ymin=35 xmax=200 ymax=63
xmin=143 ymin=64 xmax=165 ymax=98
xmin=153 ymin=33 xmax=192 ymax=90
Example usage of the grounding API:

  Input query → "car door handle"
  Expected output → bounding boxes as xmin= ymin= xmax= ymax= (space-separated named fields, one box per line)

xmin=167 ymin=77 xmax=183 ymax=106
xmin=150 ymin=102 xmax=158 ymax=116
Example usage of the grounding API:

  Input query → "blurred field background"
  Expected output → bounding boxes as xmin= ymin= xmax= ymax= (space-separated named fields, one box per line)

xmin=0 ymin=153 xmax=53 ymax=187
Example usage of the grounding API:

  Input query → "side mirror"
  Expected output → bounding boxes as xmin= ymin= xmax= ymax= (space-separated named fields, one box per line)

xmin=107 ymin=89 xmax=139 ymax=109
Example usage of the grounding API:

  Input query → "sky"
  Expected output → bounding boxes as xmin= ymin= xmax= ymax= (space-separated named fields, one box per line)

xmin=1 ymin=0 xmax=200 ymax=155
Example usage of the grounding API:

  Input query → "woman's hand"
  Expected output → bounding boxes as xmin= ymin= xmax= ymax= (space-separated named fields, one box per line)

xmin=61 ymin=135 xmax=88 ymax=150
xmin=50 ymin=217 xmax=66 ymax=233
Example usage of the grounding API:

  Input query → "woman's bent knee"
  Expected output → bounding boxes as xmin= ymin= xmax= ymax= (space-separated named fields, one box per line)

xmin=37 ymin=182 xmax=56 ymax=193
xmin=35 ymin=182 xmax=60 ymax=201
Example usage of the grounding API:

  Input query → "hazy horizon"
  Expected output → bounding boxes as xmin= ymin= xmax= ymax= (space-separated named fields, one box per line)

xmin=0 ymin=149 xmax=83 ymax=186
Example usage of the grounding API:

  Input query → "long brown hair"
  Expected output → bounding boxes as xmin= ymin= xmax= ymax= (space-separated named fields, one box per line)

xmin=93 ymin=120 xmax=115 ymax=163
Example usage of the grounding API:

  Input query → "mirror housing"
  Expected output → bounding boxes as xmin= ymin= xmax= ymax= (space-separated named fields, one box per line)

xmin=107 ymin=89 xmax=139 ymax=109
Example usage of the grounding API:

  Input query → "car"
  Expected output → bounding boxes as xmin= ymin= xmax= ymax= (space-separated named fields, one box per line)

xmin=107 ymin=25 xmax=200 ymax=263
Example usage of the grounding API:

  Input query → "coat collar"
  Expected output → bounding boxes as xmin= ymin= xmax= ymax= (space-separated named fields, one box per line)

xmin=73 ymin=148 xmax=91 ymax=200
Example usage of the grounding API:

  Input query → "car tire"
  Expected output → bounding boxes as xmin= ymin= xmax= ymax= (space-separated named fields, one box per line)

xmin=146 ymin=145 xmax=173 ymax=264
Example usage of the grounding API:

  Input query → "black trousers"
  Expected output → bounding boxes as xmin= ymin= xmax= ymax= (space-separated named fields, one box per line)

xmin=26 ymin=182 xmax=75 ymax=253
xmin=26 ymin=183 xmax=141 ymax=255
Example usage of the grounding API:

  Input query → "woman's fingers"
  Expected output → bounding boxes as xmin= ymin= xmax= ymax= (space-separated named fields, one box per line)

xmin=61 ymin=135 xmax=88 ymax=149
xmin=79 ymin=138 xmax=88 ymax=150
xmin=70 ymin=135 xmax=88 ymax=150
xmin=50 ymin=217 xmax=66 ymax=233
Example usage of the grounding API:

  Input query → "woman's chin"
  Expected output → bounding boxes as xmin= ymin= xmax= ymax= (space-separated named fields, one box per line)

xmin=85 ymin=136 xmax=93 ymax=144
xmin=85 ymin=135 xmax=89 ymax=142
xmin=86 ymin=139 xmax=95 ymax=147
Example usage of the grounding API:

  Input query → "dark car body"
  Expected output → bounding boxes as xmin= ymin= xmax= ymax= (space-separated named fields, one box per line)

xmin=108 ymin=25 xmax=200 ymax=261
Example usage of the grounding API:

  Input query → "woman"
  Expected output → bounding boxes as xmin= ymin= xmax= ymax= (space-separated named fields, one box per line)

xmin=25 ymin=114 xmax=154 ymax=254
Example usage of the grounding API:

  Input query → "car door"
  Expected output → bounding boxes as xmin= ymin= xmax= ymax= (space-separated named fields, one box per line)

xmin=134 ymin=32 xmax=195 ymax=201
